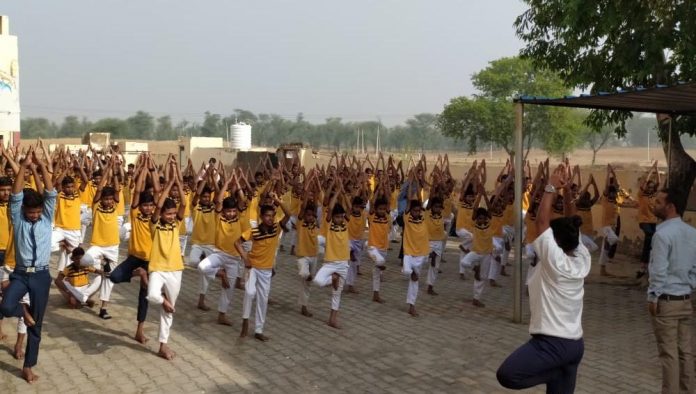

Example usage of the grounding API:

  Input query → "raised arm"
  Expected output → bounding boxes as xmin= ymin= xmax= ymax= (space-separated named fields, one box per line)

xmin=537 ymin=164 xmax=567 ymax=235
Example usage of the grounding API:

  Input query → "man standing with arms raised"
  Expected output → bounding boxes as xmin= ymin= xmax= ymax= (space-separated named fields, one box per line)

xmin=648 ymin=187 xmax=696 ymax=394
xmin=0 ymin=146 xmax=56 ymax=383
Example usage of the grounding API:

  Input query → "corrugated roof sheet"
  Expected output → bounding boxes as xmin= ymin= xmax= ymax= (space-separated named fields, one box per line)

xmin=514 ymin=82 xmax=696 ymax=115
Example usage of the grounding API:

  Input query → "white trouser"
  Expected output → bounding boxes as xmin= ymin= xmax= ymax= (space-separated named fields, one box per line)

xmin=179 ymin=235 xmax=188 ymax=257
xmin=146 ymin=270 xmax=183 ymax=344
xmin=403 ymin=255 xmax=426 ymax=305
xmin=198 ymin=252 xmax=241 ymax=314
xmin=456 ymin=228 xmax=473 ymax=273
xmin=389 ymin=209 xmax=400 ymax=241
xmin=185 ymin=217 xmax=193 ymax=234
xmin=80 ymin=205 xmax=92 ymax=243
xmin=317 ymin=235 xmax=326 ymax=256
xmin=442 ymin=217 xmax=453 ymax=254
xmin=347 ymin=240 xmax=364 ymax=286
xmin=282 ymin=216 xmax=297 ymax=248
xmin=64 ymin=276 xmax=102 ymax=304
xmin=119 ymin=222 xmax=132 ymax=242
xmin=489 ymin=237 xmax=505 ymax=281
xmin=581 ymin=233 xmax=598 ymax=253
xmin=51 ymin=228 xmax=82 ymax=271
xmin=313 ymin=261 xmax=348 ymax=311
xmin=188 ymin=244 xmax=217 ymax=267
xmin=86 ymin=244 xmax=119 ymax=302
xmin=427 ymin=241 xmax=444 ymax=286
xmin=242 ymin=268 xmax=273 ymax=334
xmin=598 ymin=226 xmax=619 ymax=266
xmin=502 ymin=225 xmax=514 ymax=266
xmin=297 ymin=256 xmax=319 ymax=306
xmin=366 ymin=246 xmax=387 ymax=292
xmin=117 ymin=215 xmax=124 ymax=229
xmin=461 ymin=252 xmax=491 ymax=301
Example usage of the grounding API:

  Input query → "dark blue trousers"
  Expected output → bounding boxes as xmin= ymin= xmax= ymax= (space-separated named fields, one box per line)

xmin=109 ymin=255 xmax=149 ymax=322
xmin=497 ymin=334 xmax=584 ymax=394
xmin=0 ymin=269 xmax=51 ymax=368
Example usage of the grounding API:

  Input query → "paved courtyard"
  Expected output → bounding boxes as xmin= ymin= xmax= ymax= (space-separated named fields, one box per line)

xmin=0 ymin=239 xmax=669 ymax=393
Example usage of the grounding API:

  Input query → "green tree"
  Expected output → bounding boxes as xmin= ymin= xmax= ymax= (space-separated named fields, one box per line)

xmin=58 ymin=115 xmax=84 ymax=137
xmin=126 ymin=111 xmax=154 ymax=140
xmin=515 ymin=0 xmax=696 ymax=204
xmin=21 ymin=118 xmax=58 ymax=138
xmin=201 ymin=112 xmax=222 ymax=137
xmin=438 ymin=56 xmax=575 ymax=159
xmin=156 ymin=115 xmax=176 ymax=140
xmin=91 ymin=118 xmax=129 ymax=138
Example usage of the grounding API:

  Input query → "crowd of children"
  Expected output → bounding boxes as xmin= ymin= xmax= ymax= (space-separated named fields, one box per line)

xmin=0 ymin=140 xmax=657 ymax=382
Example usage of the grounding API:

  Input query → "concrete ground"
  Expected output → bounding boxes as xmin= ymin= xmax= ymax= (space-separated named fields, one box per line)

xmin=0 ymin=239 xmax=670 ymax=393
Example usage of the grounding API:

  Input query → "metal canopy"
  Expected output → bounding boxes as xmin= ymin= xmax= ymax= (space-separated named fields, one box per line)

xmin=515 ymin=82 xmax=696 ymax=115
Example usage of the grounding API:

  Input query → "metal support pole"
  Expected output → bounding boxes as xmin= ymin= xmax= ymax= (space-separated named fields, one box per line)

xmin=513 ymin=102 xmax=524 ymax=323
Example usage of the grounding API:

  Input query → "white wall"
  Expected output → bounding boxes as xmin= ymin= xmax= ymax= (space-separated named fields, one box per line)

xmin=0 ymin=15 xmax=19 ymax=146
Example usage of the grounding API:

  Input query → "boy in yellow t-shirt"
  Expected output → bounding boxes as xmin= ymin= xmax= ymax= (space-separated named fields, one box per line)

xmin=54 ymin=247 xmax=102 ymax=308
xmin=460 ymin=189 xmax=493 ymax=308
xmin=85 ymin=160 xmax=121 ymax=320
xmin=189 ymin=183 xmax=218 ymax=311
xmin=237 ymin=193 xmax=291 ymax=342
xmin=296 ymin=201 xmax=319 ymax=317
xmin=313 ymin=189 xmax=350 ymax=329
xmin=146 ymin=175 xmax=186 ymax=361
xmin=425 ymin=197 xmax=445 ymax=296
xmin=51 ymin=175 xmax=83 ymax=271
xmin=403 ymin=199 xmax=429 ymax=317
xmin=198 ymin=185 xmax=244 ymax=327
xmin=345 ymin=196 xmax=367 ymax=294
xmin=366 ymin=197 xmax=390 ymax=304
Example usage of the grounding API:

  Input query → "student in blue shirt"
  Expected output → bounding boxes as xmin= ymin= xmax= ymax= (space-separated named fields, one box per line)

xmin=0 ymin=146 xmax=56 ymax=384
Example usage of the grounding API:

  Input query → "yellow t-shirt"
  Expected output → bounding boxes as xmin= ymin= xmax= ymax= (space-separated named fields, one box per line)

xmin=390 ymin=187 xmax=399 ymax=211
xmin=290 ymin=194 xmax=303 ymax=217
xmin=239 ymin=206 xmax=252 ymax=241
xmin=183 ymin=190 xmax=192 ymax=218
xmin=456 ymin=201 xmax=474 ymax=230
xmin=296 ymin=218 xmax=318 ymax=257
xmin=91 ymin=202 xmax=119 ymax=246
xmin=404 ymin=212 xmax=429 ymax=256
xmin=63 ymin=265 xmax=94 ymax=287
xmin=128 ymin=207 xmax=152 ymax=261
xmin=4 ymin=221 xmax=15 ymax=269
xmin=367 ymin=213 xmax=390 ymax=250
xmin=320 ymin=205 xmax=330 ymax=237
xmin=191 ymin=204 xmax=216 ymax=245
xmin=149 ymin=220 xmax=183 ymax=272
xmin=247 ymin=223 xmax=282 ymax=269
xmin=55 ymin=190 xmax=82 ymax=230
xmin=81 ymin=181 xmax=98 ymax=205
xmin=472 ymin=220 xmax=493 ymax=254
xmin=522 ymin=185 xmax=532 ymax=212
xmin=249 ymin=193 xmax=260 ymax=223
xmin=638 ymin=193 xmax=657 ymax=224
xmin=116 ymin=188 xmax=125 ymax=216
xmin=0 ymin=202 xmax=9 ymax=250
xmin=442 ymin=194 xmax=454 ymax=218
xmin=215 ymin=213 xmax=242 ymax=256
xmin=325 ymin=220 xmax=350 ymax=262
xmin=347 ymin=210 xmax=367 ymax=241
xmin=576 ymin=206 xmax=594 ymax=236
xmin=490 ymin=211 xmax=504 ymax=237
xmin=503 ymin=204 xmax=513 ymax=226
xmin=425 ymin=211 xmax=445 ymax=241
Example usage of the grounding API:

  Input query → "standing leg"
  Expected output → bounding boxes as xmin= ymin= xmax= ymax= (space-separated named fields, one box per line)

xmin=217 ymin=257 xmax=238 ymax=326
xmin=156 ymin=271 xmax=182 ymax=360
xmin=677 ymin=302 xmax=694 ymax=393
xmin=328 ymin=262 xmax=347 ymax=329
xmin=652 ymin=300 xmax=681 ymax=394
xmin=253 ymin=270 xmax=272 ymax=340
xmin=298 ymin=258 xmax=312 ymax=317
xmin=23 ymin=271 xmax=52 ymax=382
xmin=240 ymin=268 xmax=258 ymax=338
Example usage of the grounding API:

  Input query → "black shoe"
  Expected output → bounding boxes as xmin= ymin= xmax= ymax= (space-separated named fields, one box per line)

xmin=99 ymin=309 xmax=112 ymax=320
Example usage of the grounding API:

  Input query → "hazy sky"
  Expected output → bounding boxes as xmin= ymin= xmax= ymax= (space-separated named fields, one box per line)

xmin=3 ymin=1 xmax=526 ymax=125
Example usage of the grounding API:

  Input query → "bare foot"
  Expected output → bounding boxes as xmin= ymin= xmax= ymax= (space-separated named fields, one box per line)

xmin=217 ymin=314 xmax=234 ymax=326
xmin=460 ymin=273 xmax=467 ymax=280
xmin=254 ymin=333 xmax=270 ymax=342
xmin=235 ymin=277 xmax=245 ymax=290
xmin=472 ymin=299 xmax=486 ymax=308
xmin=134 ymin=332 xmax=149 ymax=344
xmin=327 ymin=320 xmax=341 ymax=329
xmin=22 ymin=304 xmax=35 ymax=327
xmin=427 ymin=286 xmax=439 ymax=296
xmin=473 ymin=265 xmax=481 ymax=281
xmin=239 ymin=319 xmax=249 ymax=338
xmin=86 ymin=299 xmax=96 ymax=308
xmin=346 ymin=285 xmax=359 ymax=294
xmin=196 ymin=302 xmax=210 ymax=311
xmin=0 ymin=332 xmax=6 ymax=341
xmin=163 ymin=298 xmax=176 ymax=313
xmin=21 ymin=367 xmax=39 ymax=383
xmin=300 ymin=306 xmax=313 ymax=317
xmin=489 ymin=280 xmax=502 ymax=288
xmin=68 ymin=296 xmax=80 ymax=309
xmin=372 ymin=291 xmax=385 ymax=304
xmin=410 ymin=271 xmax=419 ymax=282
xmin=157 ymin=344 xmax=175 ymax=360
xmin=14 ymin=344 xmax=25 ymax=360
xmin=217 ymin=269 xmax=231 ymax=289
xmin=331 ymin=273 xmax=339 ymax=291
xmin=408 ymin=304 xmax=419 ymax=317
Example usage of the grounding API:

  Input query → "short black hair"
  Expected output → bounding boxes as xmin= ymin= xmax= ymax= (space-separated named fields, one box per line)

xmin=201 ymin=186 xmax=213 ymax=195
xmin=352 ymin=196 xmax=364 ymax=206
xmin=61 ymin=175 xmax=75 ymax=187
xmin=304 ymin=203 xmax=317 ymax=213
xmin=409 ymin=199 xmax=422 ymax=210
xmin=22 ymin=188 xmax=44 ymax=209
xmin=475 ymin=207 xmax=489 ymax=218
xmin=0 ymin=176 xmax=12 ymax=187
xmin=101 ymin=186 xmax=116 ymax=199
xmin=222 ymin=196 xmax=237 ymax=210
xmin=162 ymin=197 xmax=177 ymax=211
xmin=92 ymin=169 xmax=102 ymax=178
xmin=72 ymin=246 xmax=85 ymax=257
xmin=550 ymin=215 xmax=582 ymax=253
xmin=374 ymin=197 xmax=389 ymax=208
xmin=260 ymin=204 xmax=276 ymax=216
xmin=332 ymin=203 xmax=345 ymax=216
xmin=660 ymin=187 xmax=687 ymax=216
xmin=139 ymin=192 xmax=155 ymax=205
xmin=429 ymin=196 xmax=443 ymax=208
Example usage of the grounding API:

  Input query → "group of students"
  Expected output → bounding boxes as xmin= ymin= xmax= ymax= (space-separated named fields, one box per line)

xmin=0 ymin=140 xmax=659 ymax=383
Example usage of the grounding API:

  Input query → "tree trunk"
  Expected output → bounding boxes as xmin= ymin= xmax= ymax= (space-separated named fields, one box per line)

xmin=591 ymin=149 xmax=597 ymax=165
xmin=658 ymin=116 xmax=696 ymax=213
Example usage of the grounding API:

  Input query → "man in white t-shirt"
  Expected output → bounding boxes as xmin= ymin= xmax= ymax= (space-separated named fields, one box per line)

xmin=497 ymin=163 xmax=590 ymax=394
